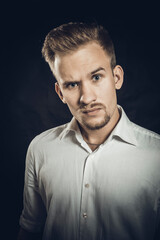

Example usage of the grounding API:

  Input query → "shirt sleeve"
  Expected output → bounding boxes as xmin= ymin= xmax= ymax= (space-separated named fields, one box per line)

xmin=19 ymin=141 xmax=47 ymax=233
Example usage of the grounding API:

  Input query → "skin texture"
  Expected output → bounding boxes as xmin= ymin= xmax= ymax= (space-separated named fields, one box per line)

xmin=54 ymin=42 xmax=124 ymax=150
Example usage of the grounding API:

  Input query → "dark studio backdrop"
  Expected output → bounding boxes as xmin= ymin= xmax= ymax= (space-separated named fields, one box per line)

xmin=2 ymin=1 xmax=160 ymax=239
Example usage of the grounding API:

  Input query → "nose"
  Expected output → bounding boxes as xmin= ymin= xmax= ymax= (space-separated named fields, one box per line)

xmin=79 ymin=83 xmax=97 ymax=105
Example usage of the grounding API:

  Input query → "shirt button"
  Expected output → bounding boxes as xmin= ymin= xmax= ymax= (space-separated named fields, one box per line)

xmin=83 ymin=213 xmax=87 ymax=219
xmin=85 ymin=183 xmax=90 ymax=188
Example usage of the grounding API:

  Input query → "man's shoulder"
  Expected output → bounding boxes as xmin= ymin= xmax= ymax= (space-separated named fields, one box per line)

xmin=130 ymin=121 xmax=160 ymax=148
xmin=29 ymin=123 xmax=69 ymax=148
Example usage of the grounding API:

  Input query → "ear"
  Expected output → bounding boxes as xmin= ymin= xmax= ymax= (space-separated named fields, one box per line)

xmin=55 ymin=82 xmax=66 ymax=104
xmin=113 ymin=65 xmax=124 ymax=90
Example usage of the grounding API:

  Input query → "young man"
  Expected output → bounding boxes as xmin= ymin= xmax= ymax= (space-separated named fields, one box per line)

xmin=18 ymin=22 xmax=160 ymax=240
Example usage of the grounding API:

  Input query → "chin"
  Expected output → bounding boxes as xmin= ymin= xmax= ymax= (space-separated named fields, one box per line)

xmin=83 ymin=116 xmax=111 ymax=130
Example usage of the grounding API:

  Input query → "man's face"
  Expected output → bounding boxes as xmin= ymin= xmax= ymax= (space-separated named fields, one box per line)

xmin=54 ymin=42 xmax=123 ymax=131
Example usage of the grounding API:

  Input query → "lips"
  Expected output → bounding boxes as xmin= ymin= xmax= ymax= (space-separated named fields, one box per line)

xmin=80 ymin=103 xmax=105 ymax=116
xmin=81 ymin=108 xmax=102 ymax=116
xmin=82 ymin=108 xmax=101 ymax=113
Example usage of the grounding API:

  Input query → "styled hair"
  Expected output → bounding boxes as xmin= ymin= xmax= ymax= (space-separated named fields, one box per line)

xmin=42 ymin=22 xmax=116 ymax=70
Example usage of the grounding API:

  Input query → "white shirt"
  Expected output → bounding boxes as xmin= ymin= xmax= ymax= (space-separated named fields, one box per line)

xmin=19 ymin=106 xmax=160 ymax=240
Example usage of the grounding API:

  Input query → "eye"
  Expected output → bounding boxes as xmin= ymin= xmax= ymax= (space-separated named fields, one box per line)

xmin=66 ymin=82 xmax=79 ymax=89
xmin=92 ymin=74 xmax=101 ymax=81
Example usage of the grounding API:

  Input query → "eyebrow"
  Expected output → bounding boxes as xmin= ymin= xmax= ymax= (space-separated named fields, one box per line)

xmin=90 ymin=67 xmax=106 ymax=75
xmin=62 ymin=67 xmax=106 ymax=87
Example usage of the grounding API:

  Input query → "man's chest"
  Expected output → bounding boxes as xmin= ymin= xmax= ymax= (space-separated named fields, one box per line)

xmin=37 ymin=145 xmax=159 ymax=214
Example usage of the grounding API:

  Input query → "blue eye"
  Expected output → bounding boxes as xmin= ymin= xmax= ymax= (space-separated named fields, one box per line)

xmin=93 ymin=74 xmax=101 ymax=81
xmin=66 ymin=82 xmax=79 ymax=89
xmin=70 ymin=83 xmax=77 ymax=87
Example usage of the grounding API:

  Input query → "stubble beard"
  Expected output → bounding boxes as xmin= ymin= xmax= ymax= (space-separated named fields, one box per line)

xmin=82 ymin=112 xmax=111 ymax=130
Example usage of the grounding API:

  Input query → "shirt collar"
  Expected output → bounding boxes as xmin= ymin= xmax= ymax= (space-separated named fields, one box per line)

xmin=59 ymin=105 xmax=138 ymax=146
xmin=111 ymin=105 xmax=138 ymax=146
xmin=59 ymin=117 xmax=81 ymax=140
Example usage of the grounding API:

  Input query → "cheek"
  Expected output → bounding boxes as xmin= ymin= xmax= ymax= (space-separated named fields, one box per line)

xmin=64 ymin=95 xmax=78 ymax=109
xmin=100 ymin=80 xmax=116 ymax=102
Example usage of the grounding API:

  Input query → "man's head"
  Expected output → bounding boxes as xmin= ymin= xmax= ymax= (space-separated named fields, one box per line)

xmin=42 ymin=22 xmax=123 ymax=131
xmin=42 ymin=22 xmax=116 ymax=72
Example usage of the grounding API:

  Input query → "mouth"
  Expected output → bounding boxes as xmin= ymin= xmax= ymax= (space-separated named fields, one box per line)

xmin=82 ymin=108 xmax=102 ymax=116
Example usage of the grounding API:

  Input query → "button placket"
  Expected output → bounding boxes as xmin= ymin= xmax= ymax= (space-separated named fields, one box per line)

xmin=79 ymin=154 xmax=95 ymax=239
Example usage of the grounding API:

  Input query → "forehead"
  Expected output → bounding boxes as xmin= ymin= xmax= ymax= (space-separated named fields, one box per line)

xmin=53 ymin=42 xmax=111 ymax=79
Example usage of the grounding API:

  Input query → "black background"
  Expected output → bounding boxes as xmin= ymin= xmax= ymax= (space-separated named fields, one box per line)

xmin=2 ymin=1 xmax=160 ymax=239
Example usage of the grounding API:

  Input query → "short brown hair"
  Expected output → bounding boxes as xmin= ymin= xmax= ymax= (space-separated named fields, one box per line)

xmin=42 ymin=22 xmax=116 ymax=70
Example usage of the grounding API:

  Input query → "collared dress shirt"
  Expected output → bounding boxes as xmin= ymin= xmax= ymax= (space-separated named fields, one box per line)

xmin=19 ymin=106 xmax=160 ymax=240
